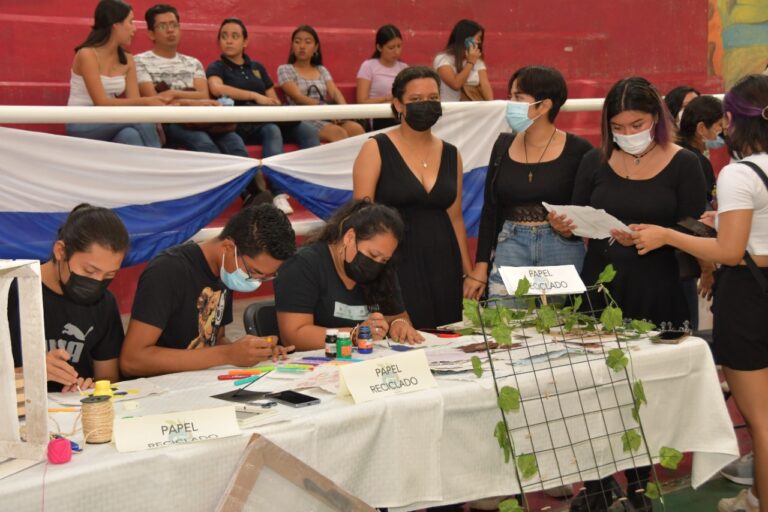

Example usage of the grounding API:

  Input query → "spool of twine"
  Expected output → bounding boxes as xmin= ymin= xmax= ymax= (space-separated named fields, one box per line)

xmin=80 ymin=396 xmax=113 ymax=444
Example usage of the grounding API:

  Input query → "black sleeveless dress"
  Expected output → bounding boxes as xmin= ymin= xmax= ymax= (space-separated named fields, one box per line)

xmin=372 ymin=134 xmax=463 ymax=329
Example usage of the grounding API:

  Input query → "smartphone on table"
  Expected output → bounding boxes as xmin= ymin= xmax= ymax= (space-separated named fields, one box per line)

xmin=267 ymin=390 xmax=320 ymax=408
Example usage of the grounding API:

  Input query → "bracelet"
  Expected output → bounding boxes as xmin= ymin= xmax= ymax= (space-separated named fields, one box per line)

xmin=463 ymin=274 xmax=487 ymax=285
xmin=389 ymin=318 xmax=410 ymax=334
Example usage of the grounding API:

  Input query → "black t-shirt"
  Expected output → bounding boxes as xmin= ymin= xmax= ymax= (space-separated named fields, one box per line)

xmin=680 ymin=141 xmax=716 ymax=204
xmin=206 ymin=54 xmax=274 ymax=106
xmin=476 ymin=132 xmax=593 ymax=262
xmin=8 ymin=279 xmax=124 ymax=389
xmin=274 ymin=243 xmax=405 ymax=328
xmin=572 ymin=147 xmax=706 ymax=226
xmin=131 ymin=243 xmax=233 ymax=350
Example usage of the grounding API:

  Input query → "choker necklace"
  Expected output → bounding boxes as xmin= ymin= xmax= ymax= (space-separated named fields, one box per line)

xmin=627 ymin=142 xmax=657 ymax=165
xmin=524 ymin=128 xmax=558 ymax=183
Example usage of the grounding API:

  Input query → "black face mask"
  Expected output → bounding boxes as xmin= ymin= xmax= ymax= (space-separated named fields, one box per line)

xmin=59 ymin=261 xmax=111 ymax=305
xmin=343 ymin=245 xmax=386 ymax=284
xmin=403 ymin=101 xmax=442 ymax=132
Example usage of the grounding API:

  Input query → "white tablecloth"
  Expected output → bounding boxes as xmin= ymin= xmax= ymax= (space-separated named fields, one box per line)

xmin=1 ymin=337 xmax=738 ymax=511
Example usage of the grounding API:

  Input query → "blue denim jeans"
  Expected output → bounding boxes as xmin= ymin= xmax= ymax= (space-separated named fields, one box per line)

xmin=66 ymin=123 xmax=161 ymax=148
xmin=237 ymin=121 xmax=320 ymax=158
xmin=488 ymin=221 xmax=586 ymax=297
xmin=163 ymin=123 xmax=248 ymax=157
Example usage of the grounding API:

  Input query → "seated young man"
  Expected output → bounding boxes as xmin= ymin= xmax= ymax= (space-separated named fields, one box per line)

xmin=10 ymin=204 xmax=128 ymax=392
xmin=120 ymin=204 xmax=296 ymax=377
xmin=134 ymin=3 xmax=248 ymax=157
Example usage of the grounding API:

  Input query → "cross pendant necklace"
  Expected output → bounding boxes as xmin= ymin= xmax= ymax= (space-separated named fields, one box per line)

xmin=524 ymin=128 xmax=558 ymax=183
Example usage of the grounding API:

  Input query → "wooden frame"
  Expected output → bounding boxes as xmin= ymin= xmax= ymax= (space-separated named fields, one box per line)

xmin=0 ymin=260 xmax=48 ymax=462
xmin=217 ymin=434 xmax=375 ymax=512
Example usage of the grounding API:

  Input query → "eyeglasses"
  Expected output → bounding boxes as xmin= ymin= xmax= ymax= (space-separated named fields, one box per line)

xmin=238 ymin=255 xmax=277 ymax=282
xmin=155 ymin=22 xmax=179 ymax=31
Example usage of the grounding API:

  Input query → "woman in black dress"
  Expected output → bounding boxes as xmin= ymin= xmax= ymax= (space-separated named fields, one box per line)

xmin=352 ymin=66 xmax=472 ymax=329
xmin=550 ymin=77 xmax=707 ymax=512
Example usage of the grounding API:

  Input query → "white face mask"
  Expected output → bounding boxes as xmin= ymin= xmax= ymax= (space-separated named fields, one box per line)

xmin=613 ymin=125 xmax=654 ymax=155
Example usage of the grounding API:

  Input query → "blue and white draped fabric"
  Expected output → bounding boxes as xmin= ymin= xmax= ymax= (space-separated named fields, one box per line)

xmin=0 ymin=101 xmax=508 ymax=265
xmin=0 ymin=127 xmax=256 ymax=266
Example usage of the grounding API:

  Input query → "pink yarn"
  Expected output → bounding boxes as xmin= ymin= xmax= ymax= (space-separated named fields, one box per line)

xmin=47 ymin=438 xmax=72 ymax=464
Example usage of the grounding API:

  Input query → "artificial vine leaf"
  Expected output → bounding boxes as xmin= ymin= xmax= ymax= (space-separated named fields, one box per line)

xmin=633 ymin=380 xmax=647 ymax=406
xmin=498 ymin=386 xmax=521 ymax=412
xmin=600 ymin=305 xmax=624 ymax=331
xmin=659 ymin=446 xmax=684 ymax=470
xmin=526 ymin=298 xmax=536 ymax=314
xmin=494 ymin=421 xmax=512 ymax=463
xmin=498 ymin=498 xmax=524 ymax=512
xmin=514 ymin=277 xmax=531 ymax=297
xmin=516 ymin=453 xmax=539 ymax=480
xmin=597 ymin=264 xmax=617 ymax=285
xmin=606 ymin=348 xmax=628 ymax=372
xmin=572 ymin=295 xmax=583 ymax=312
xmin=631 ymin=404 xmax=641 ymax=424
xmin=471 ymin=356 xmax=483 ymax=378
xmin=458 ymin=327 xmax=476 ymax=336
xmin=629 ymin=319 xmax=655 ymax=334
xmin=645 ymin=481 xmax=660 ymax=500
xmin=463 ymin=298 xmax=481 ymax=327
xmin=622 ymin=429 xmax=642 ymax=453
xmin=492 ymin=323 xmax=513 ymax=345
xmin=482 ymin=307 xmax=500 ymax=328
xmin=536 ymin=304 xmax=558 ymax=333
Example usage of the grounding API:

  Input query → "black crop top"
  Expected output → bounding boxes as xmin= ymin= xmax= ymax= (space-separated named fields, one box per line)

xmin=475 ymin=132 xmax=593 ymax=263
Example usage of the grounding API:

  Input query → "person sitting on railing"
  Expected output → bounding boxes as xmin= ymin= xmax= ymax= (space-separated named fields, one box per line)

xmin=133 ymin=4 xmax=248 ymax=157
xmin=277 ymin=25 xmax=366 ymax=143
xmin=119 ymin=204 xmax=295 ymax=377
xmin=274 ymin=199 xmax=423 ymax=351
xmin=206 ymin=18 xmax=320 ymax=215
xmin=66 ymin=0 xmax=166 ymax=147
xmin=9 ymin=204 xmax=127 ymax=392
xmin=433 ymin=19 xmax=493 ymax=102
xmin=355 ymin=24 xmax=408 ymax=131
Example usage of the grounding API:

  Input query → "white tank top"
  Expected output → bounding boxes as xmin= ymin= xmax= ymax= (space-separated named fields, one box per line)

xmin=67 ymin=71 xmax=126 ymax=106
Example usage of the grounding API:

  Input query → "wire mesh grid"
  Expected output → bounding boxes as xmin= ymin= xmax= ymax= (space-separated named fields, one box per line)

xmin=476 ymin=287 xmax=664 ymax=512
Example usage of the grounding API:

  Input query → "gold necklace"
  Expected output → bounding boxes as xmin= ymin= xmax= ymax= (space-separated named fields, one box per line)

xmin=524 ymin=128 xmax=558 ymax=183
xmin=400 ymin=131 xmax=431 ymax=169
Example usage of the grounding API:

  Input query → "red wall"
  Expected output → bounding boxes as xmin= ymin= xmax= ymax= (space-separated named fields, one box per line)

xmin=1 ymin=0 xmax=721 ymax=107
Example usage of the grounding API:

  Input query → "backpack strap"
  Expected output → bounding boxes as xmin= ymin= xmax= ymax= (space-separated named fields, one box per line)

xmin=737 ymin=160 xmax=768 ymax=294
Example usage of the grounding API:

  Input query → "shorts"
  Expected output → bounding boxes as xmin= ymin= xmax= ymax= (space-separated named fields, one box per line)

xmin=712 ymin=265 xmax=768 ymax=370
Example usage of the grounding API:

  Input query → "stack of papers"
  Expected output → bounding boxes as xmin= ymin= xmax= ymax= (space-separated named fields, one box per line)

xmin=542 ymin=202 xmax=630 ymax=239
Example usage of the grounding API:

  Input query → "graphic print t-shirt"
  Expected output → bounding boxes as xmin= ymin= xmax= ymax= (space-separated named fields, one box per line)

xmin=131 ymin=243 xmax=233 ymax=350
xmin=8 ymin=279 xmax=124 ymax=389
xmin=134 ymin=51 xmax=205 ymax=91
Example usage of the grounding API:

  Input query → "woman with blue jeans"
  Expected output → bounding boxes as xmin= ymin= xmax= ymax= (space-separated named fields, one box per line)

xmin=66 ymin=0 xmax=166 ymax=147
xmin=465 ymin=66 xmax=592 ymax=300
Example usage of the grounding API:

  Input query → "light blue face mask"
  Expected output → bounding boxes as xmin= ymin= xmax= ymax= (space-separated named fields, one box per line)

xmin=506 ymin=100 xmax=542 ymax=133
xmin=705 ymin=134 xmax=726 ymax=150
xmin=220 ymin=246 xmax=262 ymax=293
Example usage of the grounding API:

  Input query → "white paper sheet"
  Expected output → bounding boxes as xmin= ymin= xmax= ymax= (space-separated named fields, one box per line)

xmin=48 ymin=378 xmax=168 ymax=406
xmin=543 ymin=202 xmax=630 ymax=239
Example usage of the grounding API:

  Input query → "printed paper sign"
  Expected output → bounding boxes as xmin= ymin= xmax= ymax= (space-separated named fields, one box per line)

xmin=499 ymin=265 xmax=586 ymax=296
xmin=337 ymin=350 xmax=437 ymax=404
xmin=113 ymin=406 xmax=240 ymax=452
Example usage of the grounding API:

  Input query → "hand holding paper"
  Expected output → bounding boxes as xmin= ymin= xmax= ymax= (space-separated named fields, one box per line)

xmin=543 ymin=202 xmax=630 ymax=240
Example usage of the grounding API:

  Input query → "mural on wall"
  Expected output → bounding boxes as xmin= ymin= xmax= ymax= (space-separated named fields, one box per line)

xmin=709 ymin=0 xmax=768 ymax=87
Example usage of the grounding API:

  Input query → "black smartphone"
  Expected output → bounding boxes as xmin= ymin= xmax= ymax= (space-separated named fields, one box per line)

xmin=677 ymin=217 xmax=717 ymax=238
xmin=267 ymin=390 xmax=320 ymax=408
xmin=651 ymin=331 xmax=689 ymax=345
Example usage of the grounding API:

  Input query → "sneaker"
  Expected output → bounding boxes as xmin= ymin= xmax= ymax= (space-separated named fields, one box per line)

xmin=272 ymin=194 xmax=294 ymax=215
xmin=718 ymin=489 xmax=759 ymax=512
xmin=721 ymin=453 xmax=755 ymax=486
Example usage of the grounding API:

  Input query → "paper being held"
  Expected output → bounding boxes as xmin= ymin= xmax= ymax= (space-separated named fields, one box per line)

xmin=542 ymin=202 xmax=630 ymax=239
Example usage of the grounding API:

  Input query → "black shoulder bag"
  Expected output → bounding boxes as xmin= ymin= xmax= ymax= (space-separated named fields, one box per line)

xmin=736 ymin=160 xmax=768 ymax=295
